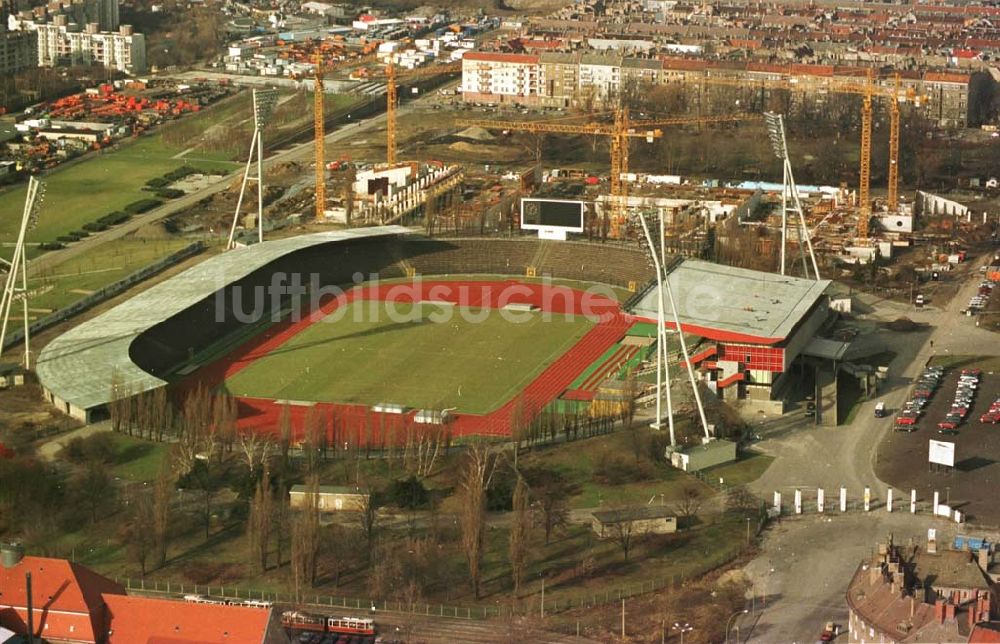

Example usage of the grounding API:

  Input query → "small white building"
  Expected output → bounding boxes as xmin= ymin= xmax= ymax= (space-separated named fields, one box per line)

xmin=289 ymin=484 xmax=369 ymax=512
xmin=591 ymin=506 xmax=678 ymax=538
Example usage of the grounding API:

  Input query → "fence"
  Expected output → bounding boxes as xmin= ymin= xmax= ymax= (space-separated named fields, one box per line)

xmin=113 ymin=519 xmax=760 ymax=621
xmin=3 ymin=241 xmax=205 ymax=351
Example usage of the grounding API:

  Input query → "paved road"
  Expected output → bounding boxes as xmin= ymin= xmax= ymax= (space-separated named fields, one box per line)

xmin=738 ymin=254 xmax=998 ymax=642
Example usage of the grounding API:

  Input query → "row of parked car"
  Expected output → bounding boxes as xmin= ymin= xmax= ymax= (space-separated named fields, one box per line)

xmin=937 ymin=369 xmax=982 ymax=434
xmin=963 ymin=281 xmax=994 ymax=315
xmin=981 ymin=396 xmax=1000 ymax=424
xmin=893 ymin=366 xmax=945 ymax=431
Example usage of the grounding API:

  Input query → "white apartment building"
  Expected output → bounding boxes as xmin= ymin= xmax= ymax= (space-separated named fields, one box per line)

xmin=461 ymin=52 xmax=542 ymax=105
xmin=34 ymin=18 xmax=145 ymax=73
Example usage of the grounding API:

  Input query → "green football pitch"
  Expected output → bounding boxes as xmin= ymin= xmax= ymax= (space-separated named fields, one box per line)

xmin=224 ymin=302 xmax=595 ymax=414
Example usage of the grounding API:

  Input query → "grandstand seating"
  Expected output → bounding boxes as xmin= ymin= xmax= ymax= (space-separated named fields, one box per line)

xmin=131 ymin=235 xmax=655 ymax=379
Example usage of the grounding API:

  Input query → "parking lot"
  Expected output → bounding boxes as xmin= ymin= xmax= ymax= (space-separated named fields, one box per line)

xmin=876 ymin=363 xmax=1000 ymax=524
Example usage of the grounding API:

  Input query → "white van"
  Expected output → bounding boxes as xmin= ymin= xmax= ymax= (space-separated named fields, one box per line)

xmin=875 ymin=402 xmax=887 ymax=418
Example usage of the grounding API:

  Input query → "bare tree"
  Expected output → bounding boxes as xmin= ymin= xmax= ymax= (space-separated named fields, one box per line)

xmin=524 ymin=467 xmax=576 ymax=544
xmin=458 ymin=440 xmax=498 ymax=599
xmin=509 ymin=475 xmax=529 ymax=595
xmin=355 ymin=487 xmax=381 ymax=564
xmin=124 ymin=489 xmax=155 ymax=576
xmin=248 ymin=469 xmax=273 ymax=572
xmin=302 ymin=407 xmax=324 ymax=475
xmin=278 ymin=403 xmax=293 ymax=467
xmin=673 ymin=484 xmax=704 ymax=526
xmin=603 ymin=509 xmax=643 ymax=562
xmin=152 ymin=463 xmax=175 ymax=568
xmin=75 ymin=463 xmax=115 ymax=524
xmin=238 ymin=430 xmax=276 ymax=475
xmin=291 ymin=475 xmax=321 ymax=599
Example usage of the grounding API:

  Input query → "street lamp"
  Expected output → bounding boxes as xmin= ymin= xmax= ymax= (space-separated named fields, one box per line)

xmin=672 ymin=622 xmax=693 ymax=644
xmin=726 ymin=609 xmax=749 ymax=643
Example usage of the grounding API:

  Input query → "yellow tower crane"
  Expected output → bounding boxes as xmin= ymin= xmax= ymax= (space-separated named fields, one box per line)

xmin=311 ymin=55 xmax=461 ymax=219
xmin=683 ymin=72 xmax=923 ymax=237
xmin=455 ymin=110 xmax=752 ymax=238
xmin=312 ymin=51 xmax=377 ymax=221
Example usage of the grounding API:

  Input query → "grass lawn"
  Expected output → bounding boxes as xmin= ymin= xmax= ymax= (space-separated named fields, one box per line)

xmin=107 ymin=433 xmax=170 ymax=481
xmin=701 ymin=451 xmax=774 ymax=488
xmin=225 ymin=302 xmax=594 ymax=414
xmin=517 ymin=430 xmax=716 ymax=510
xmin=27 ymin=236 xmax=198 ymax=313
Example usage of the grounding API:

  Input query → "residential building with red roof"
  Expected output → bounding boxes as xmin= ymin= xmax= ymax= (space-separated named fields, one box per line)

xmin=0 ymin=550 xmax=286 ymax=644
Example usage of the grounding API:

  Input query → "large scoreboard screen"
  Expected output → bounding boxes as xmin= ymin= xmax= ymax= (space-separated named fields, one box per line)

xmin=520 ymin=199 xmax=585 ymax=233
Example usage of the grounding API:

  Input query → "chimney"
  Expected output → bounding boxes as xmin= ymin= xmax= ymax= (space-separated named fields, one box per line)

xmin=85 ymin=21 xmax=97 ymax=33
xmin=945 ymin=602 xmax=956 ymax=622
xmin=1 ymin=542 xmax=24 ymax=568
xmin=935 ymin=599 xmax=946 ymax=624
xmin=978 ymin=547 xmax=989 ymax=571
xmin=119 ymin=23 xmax=132 ymax=36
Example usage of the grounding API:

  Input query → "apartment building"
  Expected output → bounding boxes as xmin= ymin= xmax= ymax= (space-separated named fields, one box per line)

xmin=461 ymin=51 xmax=542 ymax=105
xmin=35 ymin=17 xmax=145 ymax=73
xmin=0 ymin=25 xmax=36 ymax=75
xmin=463 ymin=50 xmax=972 ymax=127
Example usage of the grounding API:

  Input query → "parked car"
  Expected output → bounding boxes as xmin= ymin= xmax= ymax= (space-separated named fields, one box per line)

xmin=938 ymin=420 xmax=960 ymax=430
xmin=938 ymin=428 xmax=960 ymax=436
xmin=875 ymin=402 xmax=887 ymax=417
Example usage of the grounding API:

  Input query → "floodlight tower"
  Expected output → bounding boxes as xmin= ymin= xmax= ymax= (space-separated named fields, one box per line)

xmin=638 ymin=212 xmax=712 ymax=444
xmin=227 ymin=88 xmax=279 ymax=249
xmin=764 ymin=112 xmax=820 ymax=280
xmin=0 ymin=177 xmax=43 ymax=369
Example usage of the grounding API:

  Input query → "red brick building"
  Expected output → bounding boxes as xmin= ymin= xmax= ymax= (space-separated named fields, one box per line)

xmin=0 ymin=552 xmax=286 ymax=644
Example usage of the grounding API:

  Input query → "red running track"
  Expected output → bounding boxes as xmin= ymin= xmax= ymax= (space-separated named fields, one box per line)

xmin=181 ymin=280 xmax=631 ymax=443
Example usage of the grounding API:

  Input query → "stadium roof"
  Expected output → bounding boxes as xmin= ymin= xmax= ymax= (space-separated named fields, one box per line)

xmin=36 ymin=226 xmax=410 ymax=416
xmin=631 ymin=259 xmax=831 ymax=345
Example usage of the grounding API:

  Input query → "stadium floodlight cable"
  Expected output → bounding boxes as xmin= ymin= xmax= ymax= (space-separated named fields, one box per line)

xmin=640 ymin=210 xmax=712 ymax=442
xmin=227 ymin=88 xmax=280 ymax=250
xmin=0 ymin=176 xmax=43 ymax=369
xmin=764 ymin=112 xmax=821 ymax=280
xmin=637 ymin=210 xmax=674 ymax=445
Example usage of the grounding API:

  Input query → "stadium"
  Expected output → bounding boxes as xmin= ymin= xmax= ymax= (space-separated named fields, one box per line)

xmin=35 ymin=226 xmax=831 ymax=440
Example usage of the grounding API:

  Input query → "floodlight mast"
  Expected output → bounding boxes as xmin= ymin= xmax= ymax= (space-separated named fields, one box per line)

xmin=638 ymin=211 xmax=674 ymax=446
xmin=227 ymin=89 xmax=278 ymax=250
xmin=0 ymin=177 xmax=42 ymax=369
xmin=764 ymin=112 xmax=821 ymax=280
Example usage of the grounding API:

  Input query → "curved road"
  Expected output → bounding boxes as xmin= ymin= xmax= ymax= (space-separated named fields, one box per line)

xmin=737 ymin=254 xmax=1000 ymax=642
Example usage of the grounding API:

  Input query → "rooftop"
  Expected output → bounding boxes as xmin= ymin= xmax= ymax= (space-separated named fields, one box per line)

xmin=35 ymin=226 xmax=410 ymax=413
xmin=103 ymin=594 xmax=274 ymax=644
xmin=630 ymin=259 xmax=831 ymax=344
xmin=289 ymin=484 xmax=368 ymax=496
xmin=592 ymin=506 xmax=676 ymax=524
xmin=914 ymin=549 xmax=990 ymax=592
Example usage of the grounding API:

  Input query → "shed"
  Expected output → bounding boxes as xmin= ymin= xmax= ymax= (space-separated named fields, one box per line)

xmin=591 ymin=506 xmax=677 ymax=538
xmin=669 ymin=439 xmax=737 ymax=472
xmin=289 ymin=485 xmax=368 ymax=512
xmin=0 ymin=363 xmax=25 ymax=389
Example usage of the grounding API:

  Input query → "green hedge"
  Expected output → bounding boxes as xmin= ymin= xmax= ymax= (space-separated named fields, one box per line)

xmin=145 ymin=176 xmax=170 ymax=188
xmin=97 ymin=211 xmax=131 ymax=226
xmin=154 ymin=188 xmax=185 ymax=200
xmin=39 ymin=242 xmax=66 ymax=250
xmin=123 ymin=199 xmax=162 ymax=214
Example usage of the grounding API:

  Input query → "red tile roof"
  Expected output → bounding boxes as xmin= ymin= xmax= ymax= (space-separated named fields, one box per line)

xmin=103 ymin=595 xmax=274 ymax=644
xmin=463 ymin=52 xmax=539 ymax=64
xmin=924 ymin=71 xmax=970 ymax=83
xmin=0 ymin=556 xmax=125 ymax=644
xmin=971 ymin=623 xmax=1000 ymax=643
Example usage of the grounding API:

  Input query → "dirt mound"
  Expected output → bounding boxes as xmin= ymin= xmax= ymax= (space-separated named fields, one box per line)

xmin=455 ymin=126 xmax=496 ymax=142
xmin=884 ymin=317 xmax=925 ymax=332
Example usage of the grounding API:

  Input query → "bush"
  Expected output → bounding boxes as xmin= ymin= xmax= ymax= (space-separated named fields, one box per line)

xmin=163 ymin=165 xmax=198 ymax=182
xmin=154 ymin=188 xmax=185 ymax=199
xmin=39 ymin=242 xmax=66 ymax=250
xmin=82 ymin=222 xmax=109 ymax=232
xmin=61 ymin=433 xmax=117 ymax=465
xmin=386 ymin=475 xmax=430 ymax=510
xmin=71 ymin=230 xmax=89 ymax=239
xmin=123 ymin=199 xmax=162 ymax=214
xmin=56 ymin=235 xmax=76 ymax=243
xmin=145 ymin=176 xmax=170 ymax=188
xmin=98 ymin=211 xmax=131 ymax=226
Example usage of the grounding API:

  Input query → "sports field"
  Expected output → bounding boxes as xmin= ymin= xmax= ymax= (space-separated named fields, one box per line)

xmin=224 ymin=301 xmax=595 ymax=414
